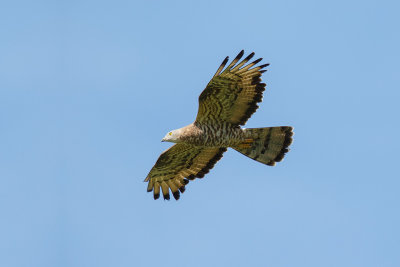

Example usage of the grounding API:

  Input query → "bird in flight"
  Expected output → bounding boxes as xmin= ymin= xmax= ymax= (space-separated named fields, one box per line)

xmin=144 ymin=50 xmax=293 ymax=200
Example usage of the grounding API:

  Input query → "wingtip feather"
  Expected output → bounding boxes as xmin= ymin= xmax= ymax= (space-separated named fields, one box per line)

xmin=243 ymin=52 xmax=255 ymax=62
xmin=172 ymin=191 xmax=180 ymax=200
xmin=236 ymin=50 xmax=245 ymax=59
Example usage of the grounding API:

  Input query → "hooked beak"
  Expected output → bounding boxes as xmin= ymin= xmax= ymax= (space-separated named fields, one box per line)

xmin=161 ymin=138 xmax=165 ymax=142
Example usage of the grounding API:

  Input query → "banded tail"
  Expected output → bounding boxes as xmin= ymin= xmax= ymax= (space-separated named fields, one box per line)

xmin=232 ymin=126 xmax=293 ymax=166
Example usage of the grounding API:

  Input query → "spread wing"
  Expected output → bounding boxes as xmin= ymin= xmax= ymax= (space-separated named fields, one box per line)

xmin=145 ymin=144 xmax=226 ymax=200
xmin=195 ymin=50 xmax=269 ymax=126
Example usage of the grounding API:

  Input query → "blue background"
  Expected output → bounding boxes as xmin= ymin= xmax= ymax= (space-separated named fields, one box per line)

xmin=1 ymin=1 xmax=399 ymax=266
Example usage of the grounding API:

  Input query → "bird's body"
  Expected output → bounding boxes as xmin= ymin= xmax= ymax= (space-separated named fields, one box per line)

xmin=168 ymin=123 xmax=245 ymax=147
xmin=145 ymin=50 xmax=294 ymax=200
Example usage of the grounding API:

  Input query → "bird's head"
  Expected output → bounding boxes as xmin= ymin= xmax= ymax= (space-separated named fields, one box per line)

xmin=162 ymin=128 xmax=183 ymax=143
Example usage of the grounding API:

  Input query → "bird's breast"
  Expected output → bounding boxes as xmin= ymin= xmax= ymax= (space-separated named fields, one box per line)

xmin=183 ymin=124 xmax=244 ymax=147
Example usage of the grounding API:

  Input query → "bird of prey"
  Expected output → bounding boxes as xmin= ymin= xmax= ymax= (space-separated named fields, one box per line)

xmin=144 ymin=50 xmax=293 ymax=200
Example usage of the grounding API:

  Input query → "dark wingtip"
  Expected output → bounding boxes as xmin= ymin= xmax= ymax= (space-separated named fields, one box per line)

xmin=154 ymin=193 xmax=160 ymax=200
xmin=172 ymin=191 xmax=180 ymax=200
xmin=235 ymin=50 xmax=245 ymax=61
xmin=221 ymin=56 xmax=229 ymax=66
xmin=179 ymin=186 xmax=186 ymax=193
xmin=163 ymin=193 xmax=170 ymax=200
xmin=251 ymin=57 xmax=262 ymax=65
xmin=243 ymin=52 xmax=255 ymax=62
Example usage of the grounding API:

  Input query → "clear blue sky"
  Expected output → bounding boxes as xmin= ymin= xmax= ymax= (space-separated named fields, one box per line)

xmin=1 ymin=1 xmax=399 ymax=266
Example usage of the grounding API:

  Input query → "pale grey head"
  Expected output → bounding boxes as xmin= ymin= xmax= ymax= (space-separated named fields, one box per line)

xmin=161 ymin=128 xmax=183 ymax=143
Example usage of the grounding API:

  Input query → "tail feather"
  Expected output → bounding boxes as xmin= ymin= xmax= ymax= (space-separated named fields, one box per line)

xmin=232 ymin=126 xmax=293 ymax=166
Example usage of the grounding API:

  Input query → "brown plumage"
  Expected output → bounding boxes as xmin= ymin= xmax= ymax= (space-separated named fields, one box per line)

xmin=144 ymin=50 xmax=294 ymax=200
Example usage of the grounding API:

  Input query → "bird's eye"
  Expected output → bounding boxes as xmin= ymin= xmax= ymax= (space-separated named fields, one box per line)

xmin=169 ymin=132 xmax=172 ymax=136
